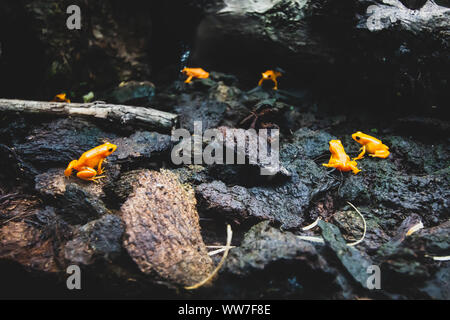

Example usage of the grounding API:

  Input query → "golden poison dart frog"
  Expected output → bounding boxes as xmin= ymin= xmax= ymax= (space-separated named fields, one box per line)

xmin=258 ymin=70 xmax=282 ymax=90
xmin=323 ymin=140 xmax=360 ymax=174
xmin=52 ymin=93 xmax=71 ymax=103
xmin=182 ymin=67 xmax=210 ymax=83
xmin=352 ymin=131 xmax=390 ymax=160
xmin=64 ymin=142 xmax=117 ymax=182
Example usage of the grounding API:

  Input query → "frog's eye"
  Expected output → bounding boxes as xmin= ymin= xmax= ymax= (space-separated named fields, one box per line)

xmin=108 ymin=148 xmax=114 ymax=152
xmin=355 ymin=136 xmax=360 ymax=140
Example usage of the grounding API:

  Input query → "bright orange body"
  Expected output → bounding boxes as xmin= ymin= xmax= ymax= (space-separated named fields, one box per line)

xmin=258 ymin=70 xmax=282 ymax=90
xmin=323 ymin=140 xmax=360 ymax=174
xmin=182 ymin=67 xmax=210 ymax=83
xmin=52 ymin=93 xmax=71 ymax=103
xmin=64 ymin=142 xmax=117 ymax=182
xmin=352 ymin=131 xmax=390 ymax=160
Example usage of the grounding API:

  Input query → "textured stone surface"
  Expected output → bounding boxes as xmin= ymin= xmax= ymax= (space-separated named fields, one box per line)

xmin=121 ymin=169 xmax=213 ymax=287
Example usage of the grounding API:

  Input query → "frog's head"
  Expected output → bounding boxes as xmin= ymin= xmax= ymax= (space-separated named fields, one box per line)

xmin=261 ymin=70 xmax=273 ymax=80
xmin=352 ymin=131 xmax=371 ymax=145
xmin=329 ymin=139 xmax=345 ymax=154
xmin=103 ymin=142 xmax=117 ymax=156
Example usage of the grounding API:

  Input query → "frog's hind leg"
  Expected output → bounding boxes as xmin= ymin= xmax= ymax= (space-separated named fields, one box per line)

xmin=370 ymin=149 xmax=390 ymax=159
xmin=64 ymin=160 xmax=78 ymax=177
xmin=76 ymin=167 xmax=105 ymax=183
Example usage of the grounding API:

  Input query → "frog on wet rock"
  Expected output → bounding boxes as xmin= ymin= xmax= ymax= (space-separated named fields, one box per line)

xmin=352 ymin=131 xmax=390 ymax=160
xmin=323 ymin=140 xmax=360 ymax=174
xmin=182 ymin=67 xmax=210 ymax=83
xmin=64 ymin=142 xmax=117 ymax=182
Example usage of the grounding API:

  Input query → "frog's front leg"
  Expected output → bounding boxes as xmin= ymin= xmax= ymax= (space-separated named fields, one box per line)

xmin=273 ymin=79 xmax=278 ymax=90
xmin=76 ymin=167 xmax=105 ymax=183
xmin=184 ymin=75 xmax=193 ymax=83
xmin=97 ymin=158 xmax=106 ymax=174
xmin=322 ymin=158 xmax=339 ymax=168
xmin=353 ymin=145 xmax=366 ymax=160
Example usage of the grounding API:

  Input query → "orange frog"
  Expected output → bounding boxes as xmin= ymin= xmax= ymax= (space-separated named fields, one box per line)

xmin=352 ymin=131 xmax=390 ymax=160
xmin=258 ymin=70 xmax=282 ymax=90
xmin=182 ymin=67 xmax=210 ymax=83
xmin=323 ymin=140 xmax=360 ymax=174
xmin=64 ymin=142 xmax=117 ymax=182
xmin=52 ymin=93 xmax=71 ymax=103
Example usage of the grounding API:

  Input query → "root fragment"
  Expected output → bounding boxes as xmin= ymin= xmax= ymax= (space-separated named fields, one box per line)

xmin=425 ymin=255 xmax=450 ymax=261
xmin=302 ymin=217 xmax=321 ymax=231
xmin=406 ymin=222 xmax=424 ymax=236
xmin=297 ymin=236 xmax=325 ymax=244
xmin=185 ymin=224 xmax=233 ymax=290
xmin=346 ymin=201 xmax=367 ymax=247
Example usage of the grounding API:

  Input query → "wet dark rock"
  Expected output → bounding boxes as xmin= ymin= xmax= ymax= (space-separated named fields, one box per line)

xmin=418 ymin=265 xmax=450 ymax=299
xmin=196 ymin=135 xmax=336 ymax=228
xmin=0 ymin=144 xmax=39 ymax=189
xmin=319 ymin=220 xmax=373 ymax=288
xmin=174 ymin=98 xmax=227 ymax=133
xmin=170 ymin=165 xmax=211 ymax=186
xmin=102 ymin=81 xmax=155 ymax=106
xmin=386 ymin=135 xmax=450 ymax=174
xmin=225 ymin=221 xmax=328 ymax=276
xmin=35 ymin=168 xmax=115 ymax=224
xmin=196 ymin=169 xmax=332 ymax=229
xmin=191 ymin=0 xmax=449 ymax=116
xmin=209 ymin=71 xmax=239 ymax=87
xmin=338 ymin=159 xmax=450 ymax=227
xmin=0 ymin=205 xmax=67 ymax=274
xmin=104 ymin=169 xmax=148 ymax=204
xmin=109 ymin=131 xmax=172 ymax=168
xmin=291 ymin=128 xmax=336 ymax=159
xmin=389 ymin=213 xmax=424 ymax=244
xmin=64 ymin=214 xmax=124 ymax=265
xmin=14 ymin=118 xmax=116 ymax=169
xmin=216 ymin=126 xmax=290 ymax=177
xmin=121 ymin=169 xmax=214 ymax=287
xmin=222 ymin=221 xmax=354 ymax=299
xmin=376 ymin=221 xmax=450 ymax=292
xmin=332 ymin=207 xmax=391 ymax=253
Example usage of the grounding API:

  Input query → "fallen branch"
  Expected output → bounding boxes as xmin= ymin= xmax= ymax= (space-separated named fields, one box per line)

xmin=0 ymin=99 xmax=178 ymax=133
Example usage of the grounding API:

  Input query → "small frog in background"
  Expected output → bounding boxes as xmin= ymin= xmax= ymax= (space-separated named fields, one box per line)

xmin=323 ymin=140 xmax=360 ymax=174
xmin=352 ymin=131 xmax=390 ymax=160
xmin=182 ymin=67 xmax=210 ymax=83
xmin=258 ymin=69 xmax=282 ymax=90
xmin=52 ymin=93 xmax=71 ymax=103
xmin=64 ymin=142 xmax=117 ymax=182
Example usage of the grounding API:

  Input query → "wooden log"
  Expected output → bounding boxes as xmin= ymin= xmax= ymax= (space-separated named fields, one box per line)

xmin=0 ymin=99 xmax=178 ymax=133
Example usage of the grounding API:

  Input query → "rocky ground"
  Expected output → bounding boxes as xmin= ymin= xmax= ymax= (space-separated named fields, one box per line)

xmin=0 ymin=73 xmax=448 ymax=299
xmin=0 ymin=0 xmax=448 ymax=299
